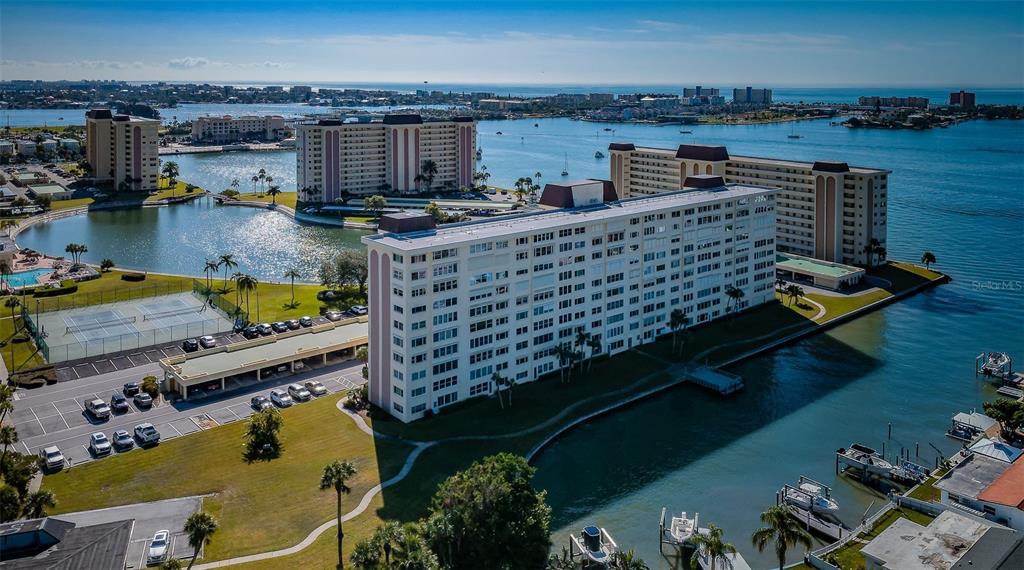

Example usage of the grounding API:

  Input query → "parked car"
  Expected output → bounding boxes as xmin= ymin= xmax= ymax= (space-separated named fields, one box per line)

xmin=348 ymin=305 xmax=368 ymax=316
xmin=257 ymin=323 xmax=273 ymax=336
xmin=182 ymin=338 xmax=199 ymax=352
xmin=39 ymin=446 xmax=65 ymax=471
xmin=287 ymin=383 xmax=312 ymax=402
xmin=250 ymin=395 xmax=271 ymax=411
xmin=84 ymin=398 xmax=111 ymax=420
xmin=134 ymin=392 xmax=153 ymax=408
xmin=199 ymin=335 xmax=217 ymax=348
xmin=299 ymin=316 xmax=314 ymax=327
xmin=134 ymin=423 xmax=160 ymax=446
xmin=112 ymin=430 xmax=135 ymax=451
xmin=324 ymin=310 xmax=343 ymax=321
xmin=270 ymin=389 xmax=293 ymax=408
xmin=147 ymin=530 xmax=170 ymax=566
xmin=305 ymin=380 xmax=328 ymax=397
xmin=89 ymin=432 xmax=112 ymax=456
xmin=271 ymin=322 xmax=289 ymax=333
xmin=242 ymin=326 xmax=260 ymax=339
xmin=285 ymin=319 xmax=300 ymax=330
xmin=110 ymin=392 xmax=129 ymax=414
xmin=122 ymin=382 xmax=140 ymax=396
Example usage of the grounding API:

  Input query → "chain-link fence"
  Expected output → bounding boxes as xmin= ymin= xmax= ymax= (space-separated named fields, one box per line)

xmin=41 ymin=316 xmax=235 ymax=363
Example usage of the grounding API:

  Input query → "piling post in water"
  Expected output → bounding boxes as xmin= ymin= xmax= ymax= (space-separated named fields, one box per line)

xmin=888 ymin=422 xmax=892 ymax=440
xmin=916 ymin=442 xmax=920 ymax=457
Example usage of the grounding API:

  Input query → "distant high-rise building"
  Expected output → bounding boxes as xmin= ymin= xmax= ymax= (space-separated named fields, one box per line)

xmin=732 ymin=87 xmax=772 ymax=105
xmin=683 ymin=86 xmax=720 ymax=98
xmin=296 ymin=114 xmax=476 ymax=202
xmin=949 ymin=90 xmax=976 ymax=109
xmin=85 ymin=109 xmax=159 ymax=191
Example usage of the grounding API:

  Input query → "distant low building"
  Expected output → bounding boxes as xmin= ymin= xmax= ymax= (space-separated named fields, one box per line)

xmin=476 ymin=98 xmax=531 ymax=112
xmin=0 ymin=140 xmax=13 ymax=156
xmin=191 ymin=115 xmax=288 ymax=143
xmin=683 ymin=86 xmax=720 ymax=98
xmin=15 ymin=140 xmax=36 ymax=156
xmin=950 ymin=90 xmax=977 ymax=109
xmin=858 ymin=95 xmax=929 ymax=108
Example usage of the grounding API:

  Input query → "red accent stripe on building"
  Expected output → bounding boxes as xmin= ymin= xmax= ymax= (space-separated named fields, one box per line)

xmin=414 ymin=128 xmax=420 ymax=191
xmin=392 ymin=130 xmax=399 ymax=190
xmin=403 ymin=129 xmax=410 ymax=191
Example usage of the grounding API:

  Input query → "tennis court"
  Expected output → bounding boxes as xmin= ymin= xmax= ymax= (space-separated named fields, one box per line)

xmin=32 ymin=292 xmax=236 ymax=363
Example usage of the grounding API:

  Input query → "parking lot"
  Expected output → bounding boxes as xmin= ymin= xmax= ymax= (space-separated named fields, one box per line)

xmin=14 ymin=358 xmax=366 ymax=469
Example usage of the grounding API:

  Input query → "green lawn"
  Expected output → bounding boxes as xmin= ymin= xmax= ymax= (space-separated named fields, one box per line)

xmin=235 ymin=192 xmax=299 ymax=210
xmin=906 ymin=473 xmax=944 ymax=503
xmin=0 ymin=315 xmax=45 ymax=371
xmin=43 ymin=393 xmax=412 ymax=561
xmin=49 ymin=197 xmax=94 ymax=211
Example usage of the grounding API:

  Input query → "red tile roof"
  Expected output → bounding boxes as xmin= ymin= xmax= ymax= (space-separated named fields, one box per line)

xmin=978 ymin=457 xmax=1024 ymax=509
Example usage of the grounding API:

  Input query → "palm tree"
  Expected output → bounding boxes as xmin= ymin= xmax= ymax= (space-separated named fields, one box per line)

xmin=21 ymin=490 xmax=56 ymax=519
xmin=0 ymin=219 xmax=17 ymax=237
xmin=587 ymin=336 xmax=602 ymax=371
xmin=751 ymin=505 xmax=812 ymax=570
xmin=0 ymin=424 xmax=17 ymax=468
xmin=267 ymin=184 xmax=281 ymax=205
xmin=420 ymin=159 xmax=438 ymax=191
xmin=257 ymin=168 xmax=267 ymax=195
xmin=725 ymin=285 xmax=745 ymax=320
xmin=230 ymin=178 xmax=240 ymax=193
xmin=203 ymin=260 xmax=219 ymax=291
xmin=864 ymin=238 xmax=881 ymax=268
xmin=5 ymin=296 xmax=21 ymax=369
xmin=920 ymin=251 xmax=936 ymax=270
xmin=574 ymin=330 xmax=591 ymax=373
xmin=283 ymin=268 xmax=301 ymax=308
xmin=513 ymin=177 xmax=528 ymax=202
xmin=161 ymin=160 xmax=179 ymax=188
xmin=610 ymin=549 xmax=650 ymax=570
xmin=375 ymin=520 xmax=404 ymax=566
xmin=320 ymin=459 xmax=358 ymax=570
xmin=183 ymin=511 xmax=218 ymax=570
xmin=554 ymin=344 xmax=574 ymax=383
xmin=691 ymin=524 xmax=737 ymax=570
xmin=217 ymin=254 xmax=237 ymax=292
xmin=236 ymin=274 xmax=260 ymax=322
xmin=364 ymin=195 xmax=387 ymax=218
xmin=250 ymin=174 xmax=259 ymax=194
xmin=786 ymin=284 xmax=805 ymax=308
xmin=491 ymin=371 xmax=507 ymax=409
xmin=0 ymin=261 xmax=10 ymax=291
xmin=669 ymin=308 xmax=688 ymax=354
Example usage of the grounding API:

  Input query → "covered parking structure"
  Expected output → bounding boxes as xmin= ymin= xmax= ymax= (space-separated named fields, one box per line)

xmin=159 ymin=319 xmax=368 ymax=400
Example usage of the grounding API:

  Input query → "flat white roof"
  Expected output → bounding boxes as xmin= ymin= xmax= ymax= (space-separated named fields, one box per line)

xmin=626 ymin=145 xmax=888 ymax=174
xmin=364 ymin=184 xmax=776 ymax=252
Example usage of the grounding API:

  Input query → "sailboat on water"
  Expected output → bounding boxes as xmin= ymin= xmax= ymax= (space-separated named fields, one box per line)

xmin=561 ymin=153 xmax=569 ymax=176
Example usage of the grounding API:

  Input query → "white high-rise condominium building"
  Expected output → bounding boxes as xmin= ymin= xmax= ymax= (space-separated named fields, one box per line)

xmin=363 ymin=178 xmax=778 ymax=422
xmin=295 ymin=114 xmax=476 ymax=202
xmin=608 ymin=143 xmax=888 ymax=266
xmin=85 ymin=109 xmax=160 ymax=191
xmin=191 ymin=115 xmax=288 ymax=143
xmin=732 ymin=87 xmax=773 ymax=105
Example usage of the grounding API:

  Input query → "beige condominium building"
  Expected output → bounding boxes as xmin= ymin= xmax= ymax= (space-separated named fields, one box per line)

xmin=363 ymin=179 xmax=778 ymax=422
xmin=608 ymin=143 xmax=888 ymax=266
xmin=85 ymin=109 xmax=160 ymax=191
xmin=191 ymin=115 xmax=288 ymax=143
xmin=295 ymin=114 xmax=476 ymax=202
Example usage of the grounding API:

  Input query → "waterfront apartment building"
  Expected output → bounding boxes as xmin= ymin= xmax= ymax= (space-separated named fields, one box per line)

xmin=857 ymin=96 xmax=929 ymax=108
xmin=296 ymin=115 xmax=476 ymax=201
xmin=683 ymin=86 xmax=720 ymax=98
xmin=607 ymin=143 xmax=888 ymax=266
xmin=363 ymin=180 xmax=778 ymax=422
xmin=732 ymin=87 xmax=772 ymax=105
xmin=949 ymin=90 xmax=976 ymax=109
xmin=191 ymin=115 xmax=288 ymax=143
xmin=85 ymin=109 xmax=159 ymax=191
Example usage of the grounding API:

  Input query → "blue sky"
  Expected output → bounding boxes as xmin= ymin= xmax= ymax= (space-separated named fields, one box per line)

xmin=2 ymin=0 xmax=1022 ymax=86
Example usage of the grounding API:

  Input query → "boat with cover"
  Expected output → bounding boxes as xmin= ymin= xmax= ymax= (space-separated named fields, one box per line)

xmin=570 ymin=526 xmax=618 ymax=566
xmin=837 ymin=443 xmax=893 ymax=476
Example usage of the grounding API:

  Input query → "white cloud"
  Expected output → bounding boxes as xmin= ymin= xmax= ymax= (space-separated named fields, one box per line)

xmin=635 ymin=19 xmax=686 ymax=32
xmin=168 ymin=57 xmax=210 ymax=69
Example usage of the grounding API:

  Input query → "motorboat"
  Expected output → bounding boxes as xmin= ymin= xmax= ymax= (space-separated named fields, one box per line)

xmin=669 ymin=512 xmax=698 ymax=544
xmin=570 ymin=526 xmax=618 ymax=566
xmin=782 ymin=477 xmax=839 ymax=515
xmin=680 ymin=130 xmax=693 ymax=134
xmin=561 ymin=153 xmax=569 ymax=176
xmin=496 ymin=131 xmax=503 ymax=135
xmin=594 ymin=151 xmax=605 ymax=159
xmin=603 ymin=127 xmax=613 ymax=131
xmin=981 ymin=352 xmax=1012 ymax=376
xmin=787 ymin=134 xmax=802 ymax=139
xmin=534 ymin=123 xmax=539 ymax=127
xmin=837 ymin=443 xmax=893 ymax=476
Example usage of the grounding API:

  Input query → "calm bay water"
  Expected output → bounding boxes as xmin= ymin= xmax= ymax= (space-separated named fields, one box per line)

xmin=13 ymin=112 xmax=1024 ymax=566
xmin=17 ymin=199 xmax=367 ymax=282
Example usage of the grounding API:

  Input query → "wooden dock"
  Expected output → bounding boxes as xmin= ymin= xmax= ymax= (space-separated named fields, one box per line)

xmin=685 ymin=366 xmax=743 ymax=395
xmin=996 ymin=385 xmax=1024 ymax=400
xmin=695 ymin=550 xmax=752 ymax=570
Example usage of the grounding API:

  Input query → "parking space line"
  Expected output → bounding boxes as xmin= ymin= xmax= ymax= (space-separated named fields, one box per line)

xmin=28 ymin=407 xmax=47 ymax=435
xmin=51 ymin=403 xmax=71 ymax=430
xmin=168 ymin=423 xmax=183 ymax=436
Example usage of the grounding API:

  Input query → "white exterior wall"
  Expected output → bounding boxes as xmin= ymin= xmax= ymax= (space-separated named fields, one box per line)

xmin=191 ymin=115 xmax=287 ymax=143
xmin=297 ymin=119 xmax=476 ymax=202
xmin=609 ymin=147 xmax=888 ymax=266
xmin=364 ymin=186 xmax=777 ymax=422
xmin=87 ymin=114 xmax=159 ymax=191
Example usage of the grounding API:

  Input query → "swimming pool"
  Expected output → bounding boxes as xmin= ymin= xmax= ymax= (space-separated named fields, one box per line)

xmin=7 ymin=268 xmax=53 ymax=288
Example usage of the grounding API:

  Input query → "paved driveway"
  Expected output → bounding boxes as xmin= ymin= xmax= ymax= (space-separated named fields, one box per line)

xmin=14 ymin=359 xmax=366 ymax=469
xmin=54 ymin=496 xmax=204 ymax=569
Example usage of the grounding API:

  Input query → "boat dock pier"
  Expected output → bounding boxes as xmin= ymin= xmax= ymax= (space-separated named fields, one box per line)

xmin=683 ymin=365 xmax=744 ymax=395
xmin=693 ymin=546 xmax=752 ymax=570
xmin=779 ymin=501 xmax=850 ymax=542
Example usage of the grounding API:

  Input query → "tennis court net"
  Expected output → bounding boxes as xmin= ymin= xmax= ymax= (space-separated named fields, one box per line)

xmin=66 ymin=315 xmax=137 ymax=335
xmin=143 ymin=305 xmax=204 ymax=321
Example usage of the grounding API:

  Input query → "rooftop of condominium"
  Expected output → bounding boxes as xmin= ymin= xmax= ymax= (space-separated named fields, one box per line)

xmin=610 ymin=142 xmax=890 ymax=174
xmin=85 ymin=108 xmax=159 ymax=124
xmin=364 ymin=182 xmax=776 ymax=251
xmin=309 ymin=114 xmax=474 ymax=127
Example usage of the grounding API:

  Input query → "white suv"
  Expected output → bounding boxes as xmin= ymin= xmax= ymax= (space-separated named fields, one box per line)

xmin=39 ymin=446 xmax=65 ymax=471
